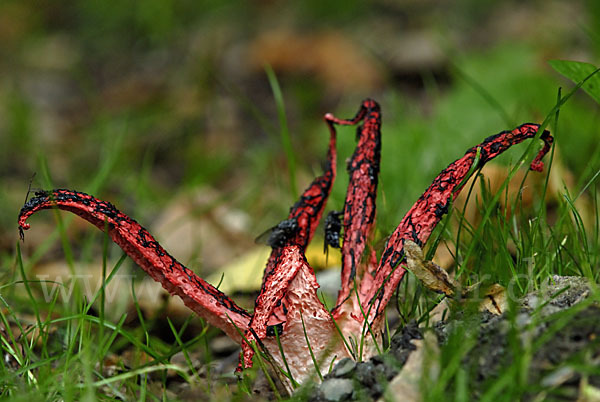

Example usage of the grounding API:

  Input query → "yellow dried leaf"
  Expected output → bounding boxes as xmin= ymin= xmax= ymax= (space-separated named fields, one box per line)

xmin=478 ymin=283 xmax=507 ymax=315
xmin=206 ymin=240 xmax=341 ymax=294
xmin=404 ymin=241 xmax=506 ymax=315
xmin=404 ymin=240 xmax=458 ymax=297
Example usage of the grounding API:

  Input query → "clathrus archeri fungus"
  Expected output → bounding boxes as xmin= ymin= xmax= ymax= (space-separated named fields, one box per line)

xmin=18 ymin=99 xmax=553 ymax=390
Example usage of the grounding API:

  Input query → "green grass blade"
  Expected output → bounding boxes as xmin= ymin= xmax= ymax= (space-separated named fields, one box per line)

xmin=265 ymin=64 xmax=298 ymax=198
xmin=300 ymin=310 xmax=324 ymax=382
xmin=452 ymin=64 xmax=514 ymax=127
xmin=272 ymin=325 xmax=298 ymax=389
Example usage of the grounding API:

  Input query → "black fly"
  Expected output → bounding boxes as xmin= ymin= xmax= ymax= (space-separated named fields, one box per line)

xmin=266 ymin=322 xmax=284 ymax=337
xmin=323 ymin=210 xmax=343 ymax=253
xmin=255 ymin=218 xmax=299 ymax=248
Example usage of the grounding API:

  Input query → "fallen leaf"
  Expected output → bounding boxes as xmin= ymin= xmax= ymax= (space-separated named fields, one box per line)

xmin=249 ymin=29 xmax=383 ymax=93
xmin=477 ymin=283 xmax=507 ymax=315
xmin=381 ymin=331 xmax=440 ymax=402
xmin=405 ymin=240 xmax=507 ymax=315
xmin=206 ymin=247 xmax=270 ymax=294
xmin=152 ymin=187 xmax=251 ymax=271
xmin=404 ymin=240 xmax=458 ymax=297
xmin=206 ymin=240 xmax=341 ymax=294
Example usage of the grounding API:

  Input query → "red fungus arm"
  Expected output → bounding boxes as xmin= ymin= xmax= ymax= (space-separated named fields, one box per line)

xmin=260 ymin=117 xmax=338 ymax=281
xmin=366 ymin=123 xmax=553 ymax=322
xmin=325 ymin=99 xmax=382 ymax=309
xmin=18 ymin=189 xmax=251 ymax=341
xmin=241 ymin=113 xmax=339 ymax=369
xmin=240 ymin=245 xmax=308 ymax=370
xmin=287 ymin=120 xmax=338 ymax=249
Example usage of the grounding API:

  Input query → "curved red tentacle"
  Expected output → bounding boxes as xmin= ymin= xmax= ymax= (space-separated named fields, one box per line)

xmin=287 ymin=125 xmax=338 ymax=249
xmin=240 ymin=116 xmax=338 ymax=370
xmin=261 ymin=123 xmax=338 ymax=282
xmin=365 ymin=123 xmax=553 ymax=323
xmin=325 ymin=99 xmax=382 ymax=310
xmin=18 ymin=189 xmax=251 ymax=341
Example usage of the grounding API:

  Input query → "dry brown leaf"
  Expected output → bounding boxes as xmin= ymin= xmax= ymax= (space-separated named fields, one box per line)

xmin=151 ymin=187 xmax=251 ymax=271
xmin=381 ymin=332 xmax=440 ymax=402
xmin=405 ymin=240 xmax=507 ymax=315
xmin=478 ymin=283 xmax=507 ymax=315
xmin=205 ymin=240 xmax=341 ymax=294
xmin=404 ymin=240 xmax=458 ymax=297
xmin=249 ymin=29 xmax=383 ymax=92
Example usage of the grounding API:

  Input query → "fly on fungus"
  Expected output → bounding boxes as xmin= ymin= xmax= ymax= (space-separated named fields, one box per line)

xmin=18 ymin=99 xmax=553 ymax=392
xmin=323 ymin=210 xmax=343 ymax=252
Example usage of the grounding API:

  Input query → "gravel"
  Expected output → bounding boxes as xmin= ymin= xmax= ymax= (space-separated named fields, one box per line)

xmin=301 ymin=276 xmax=598 ymax=401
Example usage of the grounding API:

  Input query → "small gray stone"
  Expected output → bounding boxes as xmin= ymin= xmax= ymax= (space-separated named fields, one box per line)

xmin=320 ymin=378 xmax=354 ymax=401
xmin=331 ymin=357 xmax=356 ymax=378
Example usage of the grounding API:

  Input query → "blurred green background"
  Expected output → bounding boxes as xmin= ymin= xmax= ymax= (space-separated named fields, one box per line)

xmin=1 ymin=0 xmax=599 ymax=275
